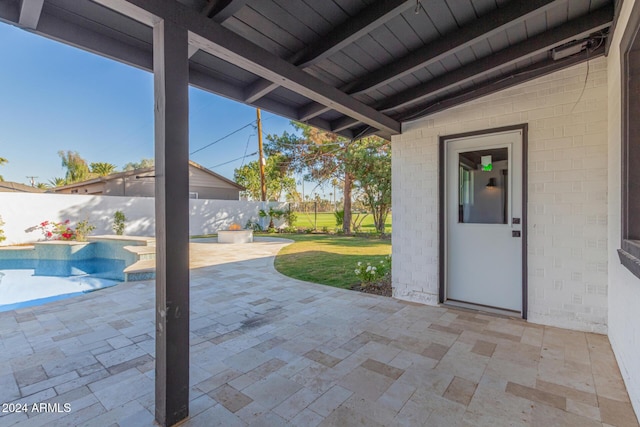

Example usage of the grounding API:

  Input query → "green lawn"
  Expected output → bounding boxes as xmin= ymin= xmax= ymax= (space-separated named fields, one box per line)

xmin=293 ymin=211 xmax=392 ymax=232
xmin=274 ymin=234 xmax=391 ymax=289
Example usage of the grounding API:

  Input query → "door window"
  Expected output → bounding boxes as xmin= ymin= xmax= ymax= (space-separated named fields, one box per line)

xmin=458 ymin=147 xmax=508 ymax=224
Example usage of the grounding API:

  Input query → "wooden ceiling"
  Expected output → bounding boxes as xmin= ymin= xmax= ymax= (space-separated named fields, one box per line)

xmin=0 ymin=0 xmax=616 ymax=139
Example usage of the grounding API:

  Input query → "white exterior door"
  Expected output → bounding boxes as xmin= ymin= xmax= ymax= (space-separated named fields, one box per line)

xmin=445 ymin=130 xmax=523 ymax=313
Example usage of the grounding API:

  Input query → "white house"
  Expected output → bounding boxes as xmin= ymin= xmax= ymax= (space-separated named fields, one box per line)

xmin=392 ymin=1 xmax=640 ymax=415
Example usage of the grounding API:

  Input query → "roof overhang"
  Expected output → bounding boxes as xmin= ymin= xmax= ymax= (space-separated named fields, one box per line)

xmin=0 ymin=0 xmax=616 ymax=140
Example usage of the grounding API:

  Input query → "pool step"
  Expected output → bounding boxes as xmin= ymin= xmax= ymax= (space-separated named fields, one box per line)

xmin=124 ymin=259 xmax=155 ymax=282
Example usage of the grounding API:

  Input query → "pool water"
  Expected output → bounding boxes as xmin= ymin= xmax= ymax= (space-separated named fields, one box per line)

xmin=0 ymin=258 xmax=125 ymax=312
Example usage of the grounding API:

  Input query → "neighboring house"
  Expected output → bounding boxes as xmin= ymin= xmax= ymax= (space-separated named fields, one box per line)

xmin=0 ymin=181 xmax=45 ymax=193
xmin=52 ymin=161 xmax=244 ymax=200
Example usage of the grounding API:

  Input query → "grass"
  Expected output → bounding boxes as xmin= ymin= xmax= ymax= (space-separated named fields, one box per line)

xmin=293 ymin=211 xmax=392 ymax=232
xmin=274 ymin=233 xmax=391 ymax=289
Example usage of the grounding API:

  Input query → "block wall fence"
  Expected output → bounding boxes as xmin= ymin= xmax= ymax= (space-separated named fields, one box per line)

xmin=0 ymin=193 xmax=286 ymax=245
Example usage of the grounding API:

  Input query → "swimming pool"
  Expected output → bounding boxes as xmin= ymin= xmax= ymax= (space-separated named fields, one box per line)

xmin=0 ymin=236 xmax=155 ymax=312
xmin=0 ymin=258 xmax=126 ymax=312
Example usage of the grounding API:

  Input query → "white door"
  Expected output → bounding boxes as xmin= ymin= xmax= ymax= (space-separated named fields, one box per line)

xmin=445 ymin=130 xmax=523 ymax=313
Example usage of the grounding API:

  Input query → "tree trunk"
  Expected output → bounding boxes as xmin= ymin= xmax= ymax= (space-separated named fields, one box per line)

xmin=343 ymin=172 xmax=353 ymax=234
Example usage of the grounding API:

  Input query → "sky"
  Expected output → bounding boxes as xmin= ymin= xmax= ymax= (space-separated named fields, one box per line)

xmin=0 ymin=21 xmax=298 ymax=187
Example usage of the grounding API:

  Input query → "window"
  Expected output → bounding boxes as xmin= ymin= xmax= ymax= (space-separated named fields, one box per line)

xmin=620 ymin=4 xmax=640 ymax=279
xmin=457 ymin=148 xmax=509 ymax=224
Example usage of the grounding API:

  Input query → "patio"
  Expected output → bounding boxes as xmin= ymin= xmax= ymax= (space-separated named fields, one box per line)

xmin=0 ymin=237 xmax=636 ymax=426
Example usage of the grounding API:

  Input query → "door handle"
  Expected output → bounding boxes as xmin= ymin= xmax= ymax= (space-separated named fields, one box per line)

xmin=512 ymin=231 xmax=521 ymax=238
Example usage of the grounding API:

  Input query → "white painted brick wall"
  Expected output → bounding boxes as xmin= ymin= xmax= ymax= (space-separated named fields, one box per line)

xmin=392 ymin=57 xmax=608 ymax=333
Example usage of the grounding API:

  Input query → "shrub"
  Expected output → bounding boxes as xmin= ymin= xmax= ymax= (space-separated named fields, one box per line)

xmin=75 ymin=219 xmax=96 ymax=242
xmin=27 ymin=219 xmax=95 ymax=241
xmin=113 ymin=210 xmax=126 ymax=235
xmin=354 ymin=255 xmax=391 ymax=286
xmin=259 ymin=207 xmax=285 ymax=231
xmin=29 ymin=220 xmax=75 ymax=240
xmin=283 ymin=207 xmax=297 ymax=228
xmin=0 ymin=215 xmax=5 ymax=243
xmin=245 ymin=220 xmax=263 ymax=232
xmin=334 ymin=210 xmax=344 ymax=227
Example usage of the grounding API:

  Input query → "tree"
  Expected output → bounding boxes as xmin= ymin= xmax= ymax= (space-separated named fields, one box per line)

xmin=0 ymin=156 xmax=7 ymax=181
xmin=266 ymin=124 xmax=353 ymax=230
xmin=266 ymin=123 xmax=390 ymax=234
xmin=35 ymin=182 xmax=49 ymax=190
xmin=58 ymin=150 xmax=90 ymax=184
xmin=49 ymin=177 xmax=67 ymax=187
xmin=351 ymin=138 xmax=391 ymax=233
xmin=123 ymin=158 xmax=154 ymax=171
xmin=234 ymin=153 xmax=297 ymax=201
xmin=90 ymin=162 xmax=117 ymax=176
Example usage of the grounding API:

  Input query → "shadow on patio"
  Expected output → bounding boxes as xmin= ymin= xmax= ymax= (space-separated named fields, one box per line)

xmin=0 ymin=237 xmax=636 ymax=426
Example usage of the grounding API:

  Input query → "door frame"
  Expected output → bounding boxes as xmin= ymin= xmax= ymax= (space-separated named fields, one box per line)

xmin=438 ymin=124 xmax=528 ymax=319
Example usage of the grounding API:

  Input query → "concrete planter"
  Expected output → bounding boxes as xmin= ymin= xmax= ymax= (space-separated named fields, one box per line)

xmin=218 ymin=230 xmax=253 ymax=244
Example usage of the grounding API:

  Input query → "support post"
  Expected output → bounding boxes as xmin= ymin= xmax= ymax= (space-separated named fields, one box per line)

xmin=153 ymin=19 xmax=190 ymax=427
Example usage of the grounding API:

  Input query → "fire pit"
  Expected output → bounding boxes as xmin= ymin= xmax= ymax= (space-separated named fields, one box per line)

xmin=218 ymin=223 xmax=253 ymax=244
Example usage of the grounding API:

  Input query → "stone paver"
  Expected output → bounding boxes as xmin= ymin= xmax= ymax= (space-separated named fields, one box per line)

xmin=0 ymin=237 xmax=637 ymax=426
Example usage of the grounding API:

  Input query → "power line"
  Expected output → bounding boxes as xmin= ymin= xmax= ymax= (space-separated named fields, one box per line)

xmin=209 ymin=151 xmax=258 ymax=169
xmin=240 ymin=133 xmax=254 ymax=168
xmin=190 ymin=121 xmax=255 ymax=156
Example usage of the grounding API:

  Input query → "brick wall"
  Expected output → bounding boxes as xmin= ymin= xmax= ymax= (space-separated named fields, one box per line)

xmin=392 ymin=57 xmax=608 ymax=333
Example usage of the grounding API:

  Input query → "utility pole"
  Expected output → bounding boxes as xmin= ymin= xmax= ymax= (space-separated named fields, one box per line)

xmin=256 ymin=108 xmax=266 ymax=201
xmin=26 ymin=176 xmax=38 ymax=187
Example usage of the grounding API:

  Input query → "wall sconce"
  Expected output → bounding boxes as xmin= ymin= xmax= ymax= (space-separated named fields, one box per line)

xmin=486 ymin=177 xmax=497 ymax=188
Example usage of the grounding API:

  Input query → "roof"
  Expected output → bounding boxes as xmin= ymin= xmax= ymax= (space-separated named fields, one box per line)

xmin=53 ymin=160 xmax=245 ymax=191
xmin=0 ymin=0 xmax=616 ymax=139
xmin=0 ymin=181 xmax=46 ymax=193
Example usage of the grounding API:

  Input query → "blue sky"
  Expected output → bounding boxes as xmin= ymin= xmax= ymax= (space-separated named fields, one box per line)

xmin=0 ymin=21 xmax=296 ymax=186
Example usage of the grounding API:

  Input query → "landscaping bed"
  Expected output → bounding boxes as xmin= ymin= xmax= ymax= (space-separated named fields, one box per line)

xmin=351 ymin=275 xmax=392 ymax=297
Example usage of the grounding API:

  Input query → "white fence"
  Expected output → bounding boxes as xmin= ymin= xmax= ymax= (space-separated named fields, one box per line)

xmin=0 ymin=193 xmax=287 ymax=245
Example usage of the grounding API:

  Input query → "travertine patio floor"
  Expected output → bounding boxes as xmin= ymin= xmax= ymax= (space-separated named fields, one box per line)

xmin=0 ymin=237 xmax=637 ymax=426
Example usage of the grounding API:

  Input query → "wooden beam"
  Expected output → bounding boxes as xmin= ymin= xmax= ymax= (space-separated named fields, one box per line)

xmin=331 ymin=115 xmax=361 ymax=133
xmin=237 ymin=0 xmax=412 ymax=105
xmin=35 ymin=11 xmax=153 ymax=70
xmin=202 ymin=0 xmax=250 ymax=23
xmin=378 ymin=4 xmax=613 ymax=112
xmin=153 ymin=18 xmax=190 ymax=427
xmin=343 ymin=0 xmax=565 ymax=95
xmin=244 ymin=79 xmax=279 ymax=103
xmin=397 ymin=45 xmax=605 ymax=121
xmin=298 ymin=102 xmax=331 ymax=122
xmin=18 ymin=0 xmax=44 ymax=29
xmin=329 ymin=4 xmax=612 ymax=133
xmin=295 ymin=0 xmax=569 ymax=126
xmin=189 ymin=0 xmax=248 ymax=56
xmin=93 ymin=0 xmax=400 ymax=135
xmin=291 ymin=0 xmax=412 ymax=68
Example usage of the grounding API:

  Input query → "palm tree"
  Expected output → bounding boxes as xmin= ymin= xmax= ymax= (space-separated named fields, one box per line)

xmin=58 ymin=150 xmax=90 ymax=183
xmin=0 ymin=157 xmax=7 ymax=181
xmin=49 ymin=177 xmax=67 ymax=187
xmin=90 ymin=162 xmax=117 ymax=176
